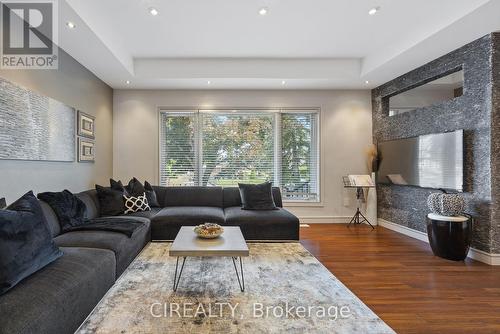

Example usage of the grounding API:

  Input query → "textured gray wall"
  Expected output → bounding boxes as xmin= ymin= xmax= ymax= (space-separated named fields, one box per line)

xmin=491 ymin=33 xmax=500 ymax=253
xmin=0 ymin=48 xmax=113 ymax=203
xmin=372 ymin=34 xmax=498 ymax=253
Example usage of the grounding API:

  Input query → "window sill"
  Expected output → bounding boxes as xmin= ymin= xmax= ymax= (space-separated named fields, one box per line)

xmin=283 ymin=201 xmax=324 ymax=208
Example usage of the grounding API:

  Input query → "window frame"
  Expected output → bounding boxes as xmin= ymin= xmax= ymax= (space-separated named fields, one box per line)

xmin=158 ymin=107 xmax=321 ymax=203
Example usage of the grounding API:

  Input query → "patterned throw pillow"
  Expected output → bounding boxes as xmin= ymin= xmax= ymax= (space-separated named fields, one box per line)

xmin=123 ymin=192 xmax=151 ymax=214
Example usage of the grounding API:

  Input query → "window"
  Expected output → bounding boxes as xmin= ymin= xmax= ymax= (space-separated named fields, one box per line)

xmin=160 ymin=109 xmax=320 ymax=202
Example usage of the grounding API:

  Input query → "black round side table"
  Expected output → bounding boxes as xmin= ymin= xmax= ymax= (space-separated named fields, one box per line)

xmin=426 ymin=213 xmax=473 ymax=261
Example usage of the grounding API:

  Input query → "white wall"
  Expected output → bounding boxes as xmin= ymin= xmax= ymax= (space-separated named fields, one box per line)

xmin=113 ymin=89 xmax=372 ymax=222
xmin=0 ymin=49 xmax=113 ymax=203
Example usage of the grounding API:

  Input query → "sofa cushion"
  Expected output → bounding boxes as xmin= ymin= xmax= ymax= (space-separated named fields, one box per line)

xmin=39 ymin=201 xmax=61 ymax=237
xmin=144 ymin=181 xmax=160 ymax=207
xmin=122 ymin=207 xmax=161 ymax=220
xmin=95 ymin=185 xmax=125 ymax=216
xmin=224 ymin=206 xmax=299 ymax=240
xmin=0 ymin=198 xmax=6 ymax=209
xmin=0 ymin=247 xmax=115 ymax=334
xmin=223 ymin=187 xmax=283 ymax=208
xmin=0 ymin=191 xmax=63 ymax=295
xmin=37 ymin=190 xmax=87 ymax=233
xmin=151 ymin=206 xmax=225 ymax=240
xmin=158 ymin=186 xmax=223 ymax=208
xmin=238 ymin=182 xmax=277 ymax=210
xmin=54 ymin=219 xmax=150 ymax=276
xmin=75 ymin=191 xmax=99 ymax=220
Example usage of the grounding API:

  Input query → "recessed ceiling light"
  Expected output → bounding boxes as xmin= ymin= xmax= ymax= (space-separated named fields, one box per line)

xmin=259 ymin=7 xmax=268 ymax=16
xmin=207 ymin=80 xmax=211 ymax=85
xmin=66 ymin=21 xmax=76 ymax=29
xmin=126 ymin=80 xmax=131 ymax=85
xmin=368 ymin=6 xmax=380 ymax=15
xmin=281 ymin=80 xmax=286 ymax=85
xmin=365 ymin=80 xmax=369 ymax=84
xmin=149 ymin=7 xmax=159 ymax=16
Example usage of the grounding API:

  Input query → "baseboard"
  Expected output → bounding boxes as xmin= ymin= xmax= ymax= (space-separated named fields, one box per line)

xmin=299 ymin=216 xmax=356 ymax=224
xmin=378 ymin=218 xmax=500 ymax=265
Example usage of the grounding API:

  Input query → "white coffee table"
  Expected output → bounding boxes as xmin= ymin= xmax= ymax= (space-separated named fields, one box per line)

xmin=169 ymin=226 xmax=249 ymax=292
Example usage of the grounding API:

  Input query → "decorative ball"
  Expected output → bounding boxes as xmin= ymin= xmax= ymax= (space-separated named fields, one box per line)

xmin=194 ymin=223 xmax=224 ymax=239
xmin=427 ymin=193 xmax=466 ymax=216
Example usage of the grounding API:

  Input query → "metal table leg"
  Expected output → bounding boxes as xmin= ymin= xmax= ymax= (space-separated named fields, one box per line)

xmin=173 ymin=257 xmax=186 ymax=291
xmin=232 ymin=257 xmax=245 ymax=292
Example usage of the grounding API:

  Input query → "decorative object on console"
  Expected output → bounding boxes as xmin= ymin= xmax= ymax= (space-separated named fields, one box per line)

xmin=427 ymin=192 xmax=466 ymax=216
xmin=0 ymin=77 xmax=75 ymax=162
xmin=37 ymin=190 xmax=87 ymax=232
xmin=0 ymin=198 xmax=6 ymax=210
xmin=95 ymin=185 xmax=125 ymax=216
xmin=77 ymin=110 xmax=95 ymax=139
xmin=123 ymin=193 xmax=150 ymax=214
xmin=78 ymin=138 xmax=95 ymax=162
xmin=144 ymin=181 xmax=159 ymax=207
xmin=194 ymin=223 xmax=224 ymax=239
xmin=0 ymin=191 xmax=63 ymax=295
xmin=238 ymin=182 xmax=277 ymax=210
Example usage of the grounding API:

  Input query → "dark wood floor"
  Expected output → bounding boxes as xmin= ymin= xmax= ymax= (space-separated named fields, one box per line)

xmin=299 ymin=224 xmax=500 ymax=334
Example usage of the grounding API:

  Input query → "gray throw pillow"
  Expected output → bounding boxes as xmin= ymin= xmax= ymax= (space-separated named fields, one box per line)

xmin=0 ymin=191 xmax=63 ymax=295
xmin=238 ymin=182 xmax=277 ymax=210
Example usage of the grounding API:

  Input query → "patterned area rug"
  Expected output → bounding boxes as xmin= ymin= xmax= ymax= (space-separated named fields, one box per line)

xmin=77 ymin=243 xmax=394 ymax=334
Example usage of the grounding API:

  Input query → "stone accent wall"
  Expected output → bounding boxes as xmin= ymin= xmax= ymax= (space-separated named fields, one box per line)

xmin=372 ymin=33 xmax=499 ymax=253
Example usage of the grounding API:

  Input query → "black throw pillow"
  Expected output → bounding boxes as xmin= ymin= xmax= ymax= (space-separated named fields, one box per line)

xmin=0 ymin=191 xmax=63 ymax=295
xmin=37 ymin=190 xmax=87 ymax=233
xmin=95 ymin=185 xmax=125 ymax=216
xmin=0 ymin=198 xmax=6 ymax=209
xmin=126 ymin=177 xmax=146 ymax=197
xmin=238 ymin=182 xmax=277 ymax=210
xmin=144 ymin=181 xmax=159 ymax=207
xmin=110 ymin=178 xmax=129 ymax=196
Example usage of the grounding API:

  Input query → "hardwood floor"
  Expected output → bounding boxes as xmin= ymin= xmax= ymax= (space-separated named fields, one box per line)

xmin=299 ymin=224 xmax=500 ymax=334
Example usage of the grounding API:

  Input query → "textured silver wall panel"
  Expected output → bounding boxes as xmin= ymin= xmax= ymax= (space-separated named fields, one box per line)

xmin=372 ymin=34 xmax=498 ymax=253
xmin=0 ymin=77 xmax=75 ymax=162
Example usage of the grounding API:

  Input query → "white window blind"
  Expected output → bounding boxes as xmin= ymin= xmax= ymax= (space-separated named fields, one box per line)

xmin=280 ymin=112 xmax=319 ymax=201
xmin=201 ymin=111 xmax=275 ymax=186
xmin=159 ymin=109 xmax=320 ymax=202
xmin=159 ymin=112 xmax=198 ymax=186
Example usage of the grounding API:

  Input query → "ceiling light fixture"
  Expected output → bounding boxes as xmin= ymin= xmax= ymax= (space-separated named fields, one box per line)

xmin=126 ymin=80 xmax=131 ymax=85
xmin=281 ymin=80 xmax=286 ymax=85
xmin=368 ymin=6 xmax=380 ymax=15
xmin=149 ymin=7 xmax=159 ymax=16
xmin=66 ymin=21 xmax=76 ymax=29
xmin=365 ymin=80 xmax=369 ymax=84
xmin=259 ymin=7 xmax=268 ymax=16
xmin=207 ymin=80 xmax=211 ymax=85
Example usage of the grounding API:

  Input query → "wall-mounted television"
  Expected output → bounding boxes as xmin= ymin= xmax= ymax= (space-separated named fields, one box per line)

xmin=376 ymin=130 xmax=463 ymax=191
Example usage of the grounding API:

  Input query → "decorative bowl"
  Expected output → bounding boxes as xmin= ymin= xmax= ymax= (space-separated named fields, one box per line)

xmin=194 ymin=223 xmax=224 ymax=239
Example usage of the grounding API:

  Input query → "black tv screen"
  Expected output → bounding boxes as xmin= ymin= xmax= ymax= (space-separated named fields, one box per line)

xmin=377 ymin=130 xmax=463 ymax=191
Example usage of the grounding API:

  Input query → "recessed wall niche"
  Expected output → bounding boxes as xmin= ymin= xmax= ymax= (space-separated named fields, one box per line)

xmin=386 ymin=68 xmax=464 ymax=116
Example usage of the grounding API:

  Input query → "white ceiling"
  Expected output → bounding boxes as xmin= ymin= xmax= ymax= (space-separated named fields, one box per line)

xmin=58 ymin=0 xmax=500 ymax=89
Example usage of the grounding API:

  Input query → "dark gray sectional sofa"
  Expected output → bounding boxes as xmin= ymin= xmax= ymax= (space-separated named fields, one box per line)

xmin=0 ymin=186 xmax=299 ymax=334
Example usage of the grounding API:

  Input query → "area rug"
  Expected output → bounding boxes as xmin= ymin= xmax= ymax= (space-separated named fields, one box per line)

xmin=77 ymin=243 xmax=395 ymax=334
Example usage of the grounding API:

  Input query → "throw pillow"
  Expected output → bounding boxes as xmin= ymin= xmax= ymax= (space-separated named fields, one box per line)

xmin=0 ymin=198 xmax=6 ymax=209
xmin=124 ymin=193 xmax=151 ymax=214
xmin=110 ymin=178 xmax=129 ymax=196
xmin=95 ymin=185 xmax=125 ymax=216
xmin=37 ymin=190 xmax=88 ymax=233
xmin=0 ymin=191 xmax=63 ymax=295
xmin=144 ymin=181 xmax=160 ymax=207
xmin=126 ymin=177 xmax=146 ymax=197
xmin=238 ymin=182 xmax=277 ymax=210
